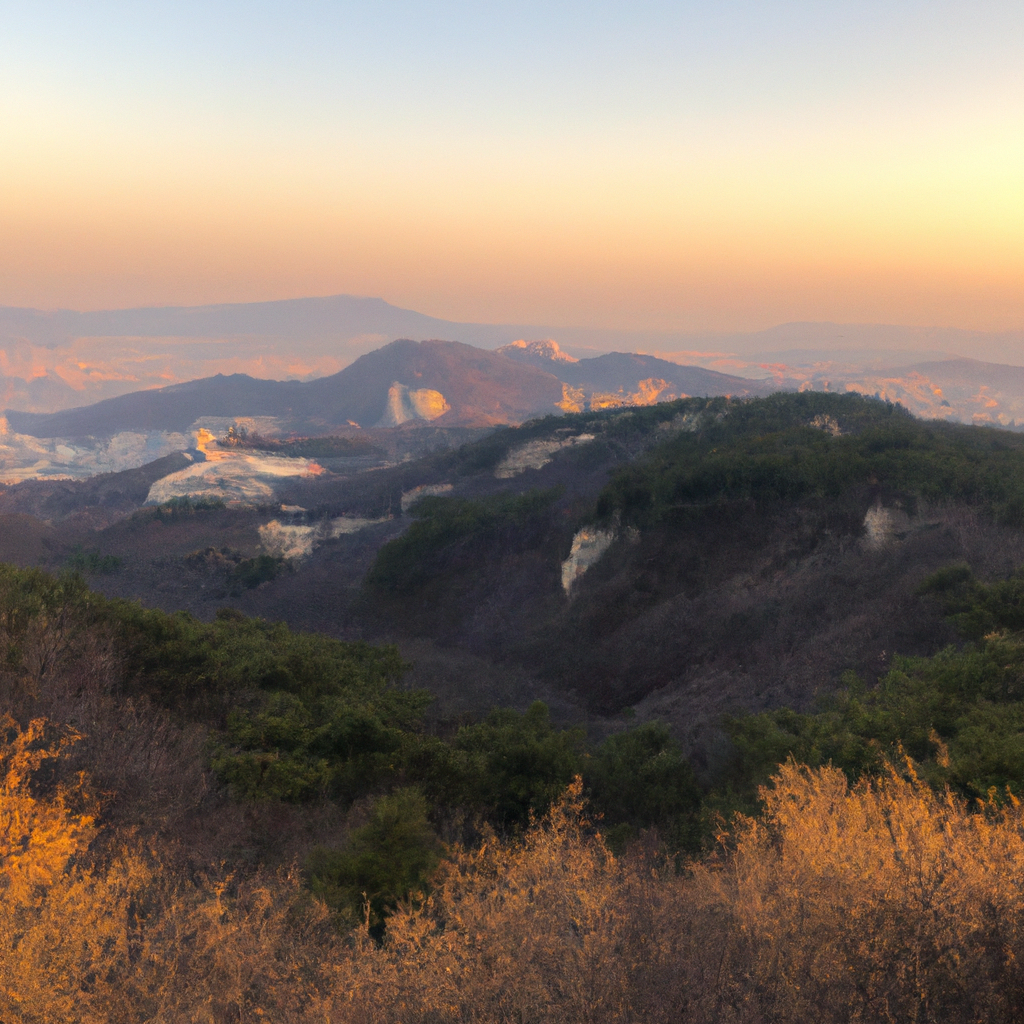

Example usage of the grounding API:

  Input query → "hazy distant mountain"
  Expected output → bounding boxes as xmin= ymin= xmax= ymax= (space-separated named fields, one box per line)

xmin=2 ymin=294 xmax=1024 ymax=416
xmin=5 ymin=340 xmax=567 ymax=437
xmin=562 ymin=352 xmax=772 ymax=399
xmin=6 ymin=338 xmax=769 ymax=442
xmin=0 ymin=295 xmax=516 ymax=347
xmin=17 ymin=300 xmax=987 ymax=355
xmin=0 ymin=296 xmax=550 ymax=415
xmin=3 ymin=292 xmax=1024 ymax=437
xmin=701 ymin=322 xmax=1024 ymax=364
xmin=19 ymin=336 xmax=1024 ymax=451
xmin=820 ymin=358 xmax=1024 ymax=429
xmin=299 ymin=340 xmax=565 ymax=428
xmin=901 ymin=358 xmax=1024 ymax=394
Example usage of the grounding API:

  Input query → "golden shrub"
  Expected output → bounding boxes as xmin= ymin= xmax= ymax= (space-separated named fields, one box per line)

xmin=0 ymin=717 xmax=337 ymax=1023
xmin=4 ymin=721 xmax=1024 ymax=1024
xmin=692 ymin=759 xmax=1024 ymax=1023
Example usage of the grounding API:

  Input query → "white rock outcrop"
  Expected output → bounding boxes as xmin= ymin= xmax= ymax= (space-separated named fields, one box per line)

xmin=258 ymin=516 xmax=388 ymax=560
xmin=0 ymin=415 xmax=288 ymax=485
xmin=862 ymin=502 xmax=911 ymax=549
xmin=0 ymin=424 xmax=194 ymax=484
xmin=147 ymin=451 xmax=323 ymax=505
xmin=401 ymin=483 xmax=454 ymax=511
xmin=376 ymin=383 xmax=449 ymax=427
xmin=497 ymin=339 xmax=579 ymax=363
xmin=495 ymin=434 xmax=595 ymax=479
xmin=561 ymin=526 xmax=616 ymax=596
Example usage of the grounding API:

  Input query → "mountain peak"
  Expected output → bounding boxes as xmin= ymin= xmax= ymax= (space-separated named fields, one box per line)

xmin=497 ymin=339 xmax=579 ymax=365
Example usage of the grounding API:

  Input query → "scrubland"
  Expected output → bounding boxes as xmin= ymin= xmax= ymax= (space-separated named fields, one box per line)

xmin=5 ymin=723 xmax=1024 ymax=1023
xmin=2 ymin=562 xmax=1024 ymax=1022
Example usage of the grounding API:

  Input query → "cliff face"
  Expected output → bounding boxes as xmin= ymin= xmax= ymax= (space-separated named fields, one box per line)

xmin=376 ymin=382 xmax=450 ymax=427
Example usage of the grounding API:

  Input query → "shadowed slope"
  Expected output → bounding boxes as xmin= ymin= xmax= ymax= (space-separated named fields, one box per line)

xmin=6 ymin=375 xmax=303 ymax=436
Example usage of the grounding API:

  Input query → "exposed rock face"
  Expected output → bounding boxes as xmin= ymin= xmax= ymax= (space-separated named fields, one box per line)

xmin=810 ymin=414 xmax=843 ymax=436
xmin=494 ymin=434 xmax=595 ymax=479
xmin=146 ymin=443 xmax=323 ymax=505
xmin=258 ymin=515 xmax=387 ymax=559
xmin=862 ymin=502 xmax=913 ymax=550
xmin=376 ymin=382 xmax=450 ymax=427
xmin=561 ymin=525 xmax=616 ymax=595
xmin=0 ymin=423 xmax=195 ymax=484
xmin=657 ymin=409 xmax=711 ymax=434
xmin=401 ymin=482 xmax=453 ymax=511
xmin=496 ymin=339 xmax=579 ymax=366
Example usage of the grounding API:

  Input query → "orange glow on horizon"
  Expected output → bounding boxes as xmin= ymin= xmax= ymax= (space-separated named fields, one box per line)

xmin=2 ymin=78 xmax=1023 ymax=331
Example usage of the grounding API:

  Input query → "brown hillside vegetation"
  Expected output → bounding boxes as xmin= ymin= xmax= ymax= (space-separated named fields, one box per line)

xmin=5 ymin=722 xmax=1024 ymax=1022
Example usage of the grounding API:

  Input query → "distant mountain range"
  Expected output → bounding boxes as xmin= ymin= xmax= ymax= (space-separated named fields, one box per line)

xmin=2 ymin=295 xmax=1024 ymax=490
xmin=0 ymin=295 xmax=513 ymax=414
xmin=0 ymin=295 xmax=455 ymax=346
xmin=6 ymin=339 xmax=770 ymax=439
xmin=2 ymin=294 xmax=1024 ymax=417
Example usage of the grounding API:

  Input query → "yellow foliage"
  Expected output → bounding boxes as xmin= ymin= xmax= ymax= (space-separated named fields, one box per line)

xmin=321 ymin=779 xmax=698 ymax=1023
xmin=691 ymin=759 xmax=1024 ymax=1022
xmin=0 ymin=716 xmax=94 ymax=894
xmin=4 ymin=729 xmax=1024 ymax=1023
xmin=0 ymin=715 xmax=107 ymax=1020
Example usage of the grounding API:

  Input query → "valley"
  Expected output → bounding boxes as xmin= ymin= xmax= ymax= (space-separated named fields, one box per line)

xmin=5 ymin=385 xmax=1024 ymax=771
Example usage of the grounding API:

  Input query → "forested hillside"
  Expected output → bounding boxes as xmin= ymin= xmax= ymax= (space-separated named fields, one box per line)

xmin=5 ymin=546 xmax=1024 ymax=1020
xmin=9 ymin=391 xmax=1024 ymax=754
xmin=348 ymin=392 xmax=1024 ymax=759
xmin=6 ymin=392 xmax=1024 ymax=1019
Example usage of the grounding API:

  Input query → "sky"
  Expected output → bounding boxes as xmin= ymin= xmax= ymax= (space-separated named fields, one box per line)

xmin=2 ymin=1 xmax=1023 ymax=332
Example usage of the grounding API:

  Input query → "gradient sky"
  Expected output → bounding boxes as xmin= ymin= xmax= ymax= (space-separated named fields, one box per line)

xmin=2 ymin=1 xmax=1023 ymax=331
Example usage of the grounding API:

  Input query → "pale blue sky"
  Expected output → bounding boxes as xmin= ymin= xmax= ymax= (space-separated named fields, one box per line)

xmin=7 ymin=2 xmax=1022 ymax=138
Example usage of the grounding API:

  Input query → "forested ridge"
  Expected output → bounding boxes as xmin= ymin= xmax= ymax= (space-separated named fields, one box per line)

xmin=6 ymin=392 xmax=1024 ymax=1020
xmin=352 ymin=392 xmax=1024 ymax=721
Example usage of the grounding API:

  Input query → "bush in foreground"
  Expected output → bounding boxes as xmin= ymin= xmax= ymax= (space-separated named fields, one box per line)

xmin=7 ymin=715 xmax=1024 ymax=1023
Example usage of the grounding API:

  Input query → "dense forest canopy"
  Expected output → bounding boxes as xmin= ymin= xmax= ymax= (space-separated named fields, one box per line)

xmin=592 ymin=393 xmax=1024 ymax=531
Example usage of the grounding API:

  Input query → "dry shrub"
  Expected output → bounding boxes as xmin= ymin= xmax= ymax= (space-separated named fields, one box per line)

xmin=5 ymin=722 xmax=1024 ymax=1023
xmin=6 ymin=851 xmax=340 ymax=1024
xmin=98 ymin=864 xmax=338 ymax=1024
xmin=325 ymin=780 xmax=709 ymax=1024
xmin=693 ymin=760 xmax=1024 ymax=1023
xmin=0 ymin=714 xmax=110 ymax=1022
xmin=338 ymin=766 xmax=1024 ymax=1024
xmin=0 ymin=715 xmax=340 ymax=1024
